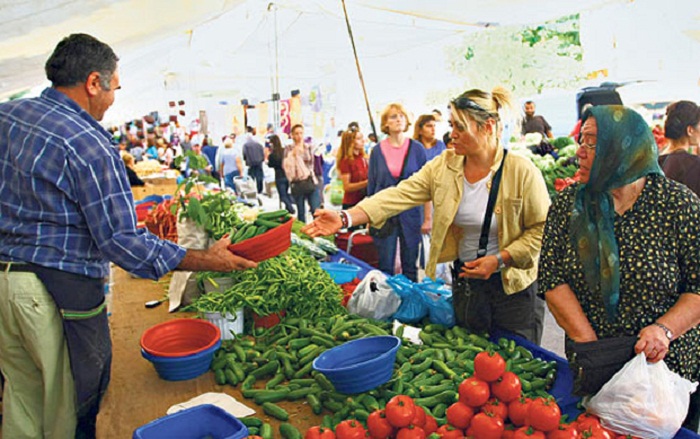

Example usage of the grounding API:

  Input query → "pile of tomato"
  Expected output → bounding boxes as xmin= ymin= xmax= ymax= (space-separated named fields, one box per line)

xmin=300 ymin=350 xmax=640 ymax=439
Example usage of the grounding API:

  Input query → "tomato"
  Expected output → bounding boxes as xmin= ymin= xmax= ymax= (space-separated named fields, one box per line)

xmin=367 ymin=409 xmax=396 ymax=439
xmin=470 ymin=413 xmax=504 ymax=439
xmin=423 ymin=415 xmax=438 ymax=435
xmin=397 ymin=425 xmax=426 ymax=439
xmin=305 ymin=426 xmax=336 ymax=439
xmin=574 ymin=413 xmax=600 ymax=433
xmin=514 ymin=426 xmax=546 ymax=439
xmin=502 ymin=426 xmax=517 ymax=439
xmin=335 ymin=420 xmax=366 ymax=439
xmin=547 ymin=424 xmax=579 ymax=439
xmin=474 ymin=351 xmax=507 ymax=382
xmin=411 ymin=405 xmax=427 ymax=428
xmin=579 ymin=427 xmax=613 ymax=439
xmin=526 ymin=397 xmax=561 ymax=432
xmin=490 ymin=371 xmax=522 ymax=403
xmin=246 ymin=436 xmax=264 ymax=439
xmin=458 ymin=377 xmax=491 ymax=408
xmin=507 ymin=397 xmax=532 ymax=427
xmin=445 ymin=401 xmax=474 ymax=430
xmin=481 ymin=397 xmax=508 ymax=420
xmin=435 ymin=424 xmax=464 ymax=439
xmin=386 ymin=395 xmax=417 ymax=428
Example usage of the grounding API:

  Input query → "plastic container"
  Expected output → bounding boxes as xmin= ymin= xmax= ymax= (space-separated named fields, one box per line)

xmin=227 ymin=218 xmax=293 ymax=262
xmin=203 ymin=310 xmax=244 ymax=340
xmin=313 ymin=335 xmax=401 ymax=394
xmin=133 ymin=404 xmax=248 ymax=439
xmin=319 ymin=262 xmax=361 ymax=284
xmin=141 ymin=340 xmax=221 ymax=381
xmin=252 ymin=310 xmax=286 ymax=329
xmin=140 ymin=319 xmax=221 ymax=358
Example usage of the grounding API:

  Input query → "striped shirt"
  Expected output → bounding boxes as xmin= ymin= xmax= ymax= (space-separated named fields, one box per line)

xmin=0 ymin=88 xmax=186 ymax=280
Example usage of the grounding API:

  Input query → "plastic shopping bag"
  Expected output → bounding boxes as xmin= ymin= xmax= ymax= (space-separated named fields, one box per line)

xmin=417 ymin=278 xmax=455 ymax=328
xmin=388 ymin=274 xmax=428 ymax=324
xmin=346 ymin=270 xmax=401 ymax=320
xmin=585 ymin=353 xmax=698 ymax=439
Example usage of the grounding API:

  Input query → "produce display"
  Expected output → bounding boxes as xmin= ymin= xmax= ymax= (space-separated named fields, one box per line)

xmin=185 ymin=246 xmax=345 ymax=320
xmin=207 ymin=315 xmax=570 ymax=439
xmin=509 ymin=135 xmax=579 ymax=198
xmin=133 ymin=159 xmax=164 ymax=177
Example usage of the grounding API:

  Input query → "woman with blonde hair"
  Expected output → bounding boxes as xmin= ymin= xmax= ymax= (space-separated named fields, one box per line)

xmin=413 ymin=114 xmax=447 ymax=161
xmin=303 ymin=88 xmax=550 ymax=342
xmin=335 ymin=128 xmax=369 ymax=209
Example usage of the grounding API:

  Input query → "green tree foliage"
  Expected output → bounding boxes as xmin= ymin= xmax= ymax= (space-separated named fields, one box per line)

xmin=443 ymin=14 xmax=587 ymax=97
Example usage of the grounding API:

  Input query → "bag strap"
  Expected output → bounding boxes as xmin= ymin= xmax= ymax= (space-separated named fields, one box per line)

xmin=477 ymin=149 xmax=508 ymax=258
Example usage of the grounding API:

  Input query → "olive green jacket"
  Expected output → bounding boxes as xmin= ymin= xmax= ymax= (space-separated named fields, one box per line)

xmin=358 ymin=147 xmax=551 ymax=294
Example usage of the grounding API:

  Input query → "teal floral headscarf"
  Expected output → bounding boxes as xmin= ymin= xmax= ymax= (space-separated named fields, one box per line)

xmin=570 ymin=105 xmax=662 ymax=321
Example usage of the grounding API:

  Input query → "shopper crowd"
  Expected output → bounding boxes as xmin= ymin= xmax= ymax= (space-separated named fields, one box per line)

xmin=1 ymin=32 xmax=699 ymax=438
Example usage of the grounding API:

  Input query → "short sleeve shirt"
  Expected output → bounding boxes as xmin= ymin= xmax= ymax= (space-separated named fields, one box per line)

xmin=538 ymin=174 xmax=700 ymax=381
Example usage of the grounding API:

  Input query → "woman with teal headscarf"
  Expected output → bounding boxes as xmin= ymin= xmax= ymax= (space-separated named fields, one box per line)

xmin=539 ymin=105 xmax=700 ymax=429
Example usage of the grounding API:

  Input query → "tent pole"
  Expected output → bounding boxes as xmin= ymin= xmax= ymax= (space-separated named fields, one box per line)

xmin=341 ymin=0 xmax=377 ymax=139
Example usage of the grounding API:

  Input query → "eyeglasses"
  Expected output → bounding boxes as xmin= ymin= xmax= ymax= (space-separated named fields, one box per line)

xmin=580 ymin=142 xmax=596 ymax=151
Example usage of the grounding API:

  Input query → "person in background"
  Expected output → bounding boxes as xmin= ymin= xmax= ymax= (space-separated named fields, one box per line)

xmin=219 ymin=136 xmax=244 ymax=193
xmin=303 ymin=87 xmax=549 ymax=342
xmin=413 ymin=114 xmax=447 ymax=161
xmin=658 ymin=100 xmax=700 ymax=196
xmin=267 ymin=134 xmax=295 ymax=214
xmin=145 ymin=138 xmax=158 ymax=161
xmin=539 ymin=105 xmax=700 ymax=430
xmin=129 ymin=140 xmax=145 ymax=162
xmin=284 ymin=124 xmax=321 ymax=222
xmin=0 ymin=33 xmax=257 ymax=439
xmin=367 ymin=103 xmax=426 ymax=281
xmin=242 ymin=127 xmax=265 ymax=194
xmin=366 ymin=132 xmax=378 ymax=152
xmin=122 ymin=153 xmax=145 ymax=187
xmin=521 ymin=100 xmax=553 ymax=139
xmin=201 ymin=136 xmax=220 ymax=180
xmin=336 ymin=128 xmax=369 ymax=209
xmin=180 ymin=133 xmax=193 ymax=154
xmin=443 ymin=130 xmax=453 ymax=148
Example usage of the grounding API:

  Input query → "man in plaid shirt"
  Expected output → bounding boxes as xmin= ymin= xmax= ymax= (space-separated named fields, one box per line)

xmin=0 ymin=34 xmax=256 ymax=438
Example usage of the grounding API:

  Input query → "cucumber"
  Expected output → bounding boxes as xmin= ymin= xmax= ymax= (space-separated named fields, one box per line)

xmin=260 ymin=423 xmax=273 ymax=439
xmin=254 ymin=388 xmax=291 ymax=404
xmin=214 ymin=369 xmax=226 ymax=385
xmin=279 ymin=423 xmax=302 ymax=439
xmin=250 ymin=360 xmax=280 ymax=379
xmin=307 ymin=393 xmax=323 ymax=415
xmin=240 ymin=417 xmax=264 ymax=428
xmin=262 ymin=402 xmax=289 ymax=421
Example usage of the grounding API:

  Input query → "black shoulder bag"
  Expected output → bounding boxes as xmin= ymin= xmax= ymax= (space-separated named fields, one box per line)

xmin=369 ymin=141 xmax=413 ymax=239
xmin=451 ymin=149 xmax=507 ymax=331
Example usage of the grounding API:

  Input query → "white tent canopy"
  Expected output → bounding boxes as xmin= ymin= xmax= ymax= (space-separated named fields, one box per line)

xmin=2 ymin=0 xmax=699 ymax=130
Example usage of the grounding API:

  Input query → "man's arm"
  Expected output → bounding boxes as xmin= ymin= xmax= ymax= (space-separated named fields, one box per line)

xmin=177 ymin=236 xmax=257 ymax=272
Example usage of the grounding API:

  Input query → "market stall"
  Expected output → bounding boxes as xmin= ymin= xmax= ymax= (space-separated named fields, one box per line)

xmin=90 ymin=189 xmax=699 ymax=438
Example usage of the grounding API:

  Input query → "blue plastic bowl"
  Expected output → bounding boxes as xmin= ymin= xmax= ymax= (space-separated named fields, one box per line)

xmin=319 ymin=262 xmax=361 ymax=284
xmin=133 ymin=404 xmax=248 ymax=439
xmin=312 ymin=335 xmax=401 ymax=394
xmin=141 ymin=339 xmax=221 ymax=381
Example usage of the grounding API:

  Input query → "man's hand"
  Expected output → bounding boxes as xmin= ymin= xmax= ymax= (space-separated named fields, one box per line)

xmin=177 ymin=235 xmax=258 ymax=272
xmin=301 ymin=209 xmax=342 ymax=237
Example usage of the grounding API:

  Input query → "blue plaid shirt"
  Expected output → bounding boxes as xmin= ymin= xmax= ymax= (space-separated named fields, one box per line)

xmin=0 ymin=88 xmax=186 ymax=279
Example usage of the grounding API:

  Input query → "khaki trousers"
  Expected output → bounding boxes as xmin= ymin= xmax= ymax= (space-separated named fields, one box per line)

xmin=0 ymin=267 xmax=77 ymax=438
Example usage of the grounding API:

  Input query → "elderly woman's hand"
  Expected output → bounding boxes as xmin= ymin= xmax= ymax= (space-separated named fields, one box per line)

xmin=635 ymin=324 xmax=671 ymax=363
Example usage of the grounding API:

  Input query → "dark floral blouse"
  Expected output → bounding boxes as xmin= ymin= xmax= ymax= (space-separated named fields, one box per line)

xmin=539 ymin=174 xmax=700 ymax=382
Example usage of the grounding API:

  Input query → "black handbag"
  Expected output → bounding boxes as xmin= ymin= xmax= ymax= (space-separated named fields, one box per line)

xmin=566 ymin=336 xmax=638 ymax=396
xmin=290 ymin=175 xmax=316 ymax=197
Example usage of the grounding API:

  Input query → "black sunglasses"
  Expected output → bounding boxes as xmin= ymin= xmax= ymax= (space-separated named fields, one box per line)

xmin=451 ymin=97 xmax=491 ymax=114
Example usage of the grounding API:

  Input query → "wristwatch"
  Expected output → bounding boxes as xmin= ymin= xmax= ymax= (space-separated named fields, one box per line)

xmin=495 ymin=253 xmax=506 ymax=270
xmin=652 ymin=322 xmax=674 ymax=341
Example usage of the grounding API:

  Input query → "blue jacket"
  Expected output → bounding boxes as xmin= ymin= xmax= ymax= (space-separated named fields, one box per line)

xmin=368 ymin=139 xmax=426 ymax=248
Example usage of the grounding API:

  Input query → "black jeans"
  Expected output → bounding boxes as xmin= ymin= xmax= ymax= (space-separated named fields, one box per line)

xmin=248 ymin=164 xmax=264 ymax=194
xmin=275 ymin=177 xmax=295 ymax=213
xmin=451 ymin=265 xmax=544 ymax=344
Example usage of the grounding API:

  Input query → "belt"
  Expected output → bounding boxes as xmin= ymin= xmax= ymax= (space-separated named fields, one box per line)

xmin=0 ymin=262 xmax=39 ymax=273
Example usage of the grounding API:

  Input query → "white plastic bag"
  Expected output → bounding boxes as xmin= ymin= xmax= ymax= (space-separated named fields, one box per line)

xmin=585 ymin=353 xmax=698 ymax=439
xmin=347 ymin=270 xmax=401 ymax=320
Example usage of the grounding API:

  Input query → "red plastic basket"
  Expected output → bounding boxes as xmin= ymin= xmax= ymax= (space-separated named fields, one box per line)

xmin=227 ymin=218 xmax=293 ymax=262
xmin=140 ymin=319 xmax=220 ymax=358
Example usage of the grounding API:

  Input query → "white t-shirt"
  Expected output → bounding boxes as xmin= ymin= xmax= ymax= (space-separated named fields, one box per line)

xmin=453 ymin=173 xmax=499 ymax=262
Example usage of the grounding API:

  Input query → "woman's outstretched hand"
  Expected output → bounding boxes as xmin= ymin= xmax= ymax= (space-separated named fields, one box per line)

xmin=301 ymin=209 xmax=343 ymax=237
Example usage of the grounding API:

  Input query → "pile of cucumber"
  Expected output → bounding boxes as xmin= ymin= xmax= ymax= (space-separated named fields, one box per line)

xmin=210 ymin=315 xmax=559 ymax=438
xmin=230 ymin=210 xmax=292 ymax=244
